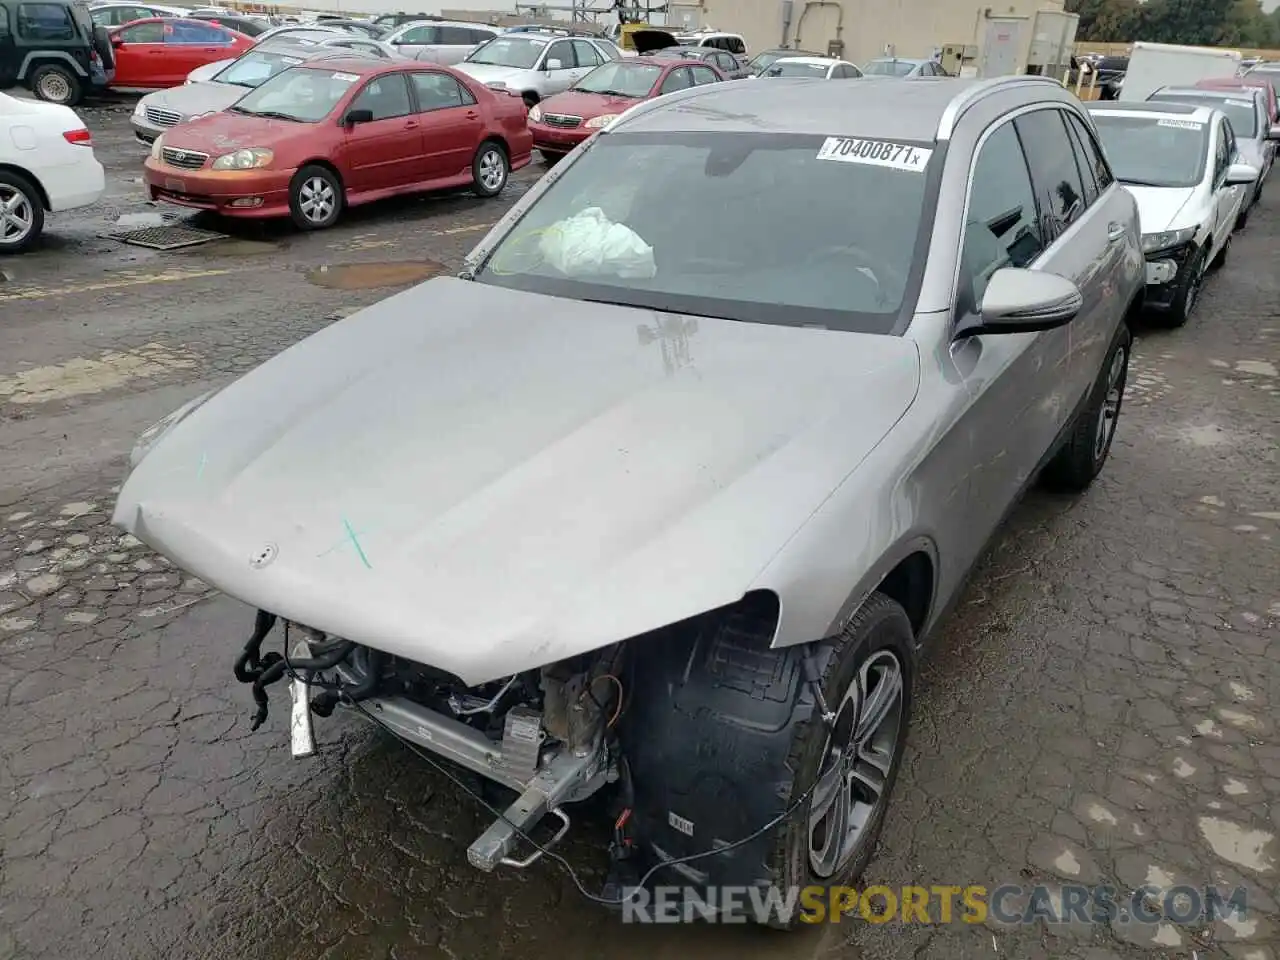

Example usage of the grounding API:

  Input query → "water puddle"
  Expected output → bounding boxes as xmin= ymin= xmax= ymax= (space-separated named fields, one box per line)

xmin=305 ymin=260 xmax=444 ymax=291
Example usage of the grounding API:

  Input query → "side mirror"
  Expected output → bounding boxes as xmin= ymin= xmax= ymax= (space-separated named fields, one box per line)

xmin=343 ymin=107 xmax=374 ymax=125
xmin=1225 ymin=161 xmax=1260 ymax=185
xmin=1268 ymin=123 xmax=1280 ymax=141
xmin=545 ymin=57 xmax=562 ymax=70
xmin=964 ymin=268 xmax=1083 ymax=336
xmin=111 ymin=35 xmax=124 ymax=46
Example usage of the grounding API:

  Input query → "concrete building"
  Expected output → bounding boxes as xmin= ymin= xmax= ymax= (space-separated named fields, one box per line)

xmin=688 ymin=0 xmax=1066 ymax=67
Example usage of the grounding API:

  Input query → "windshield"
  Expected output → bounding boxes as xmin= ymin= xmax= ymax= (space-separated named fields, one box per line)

xmin=748 ymin=51 xmax=785 ymax=73
xmin=475 ymin=131 xmax=935 ymax=332
xmin=1246 ymin=68 xmax=1280 ymax=97
xmin=765 ymin=60 xmax=828 ymax=78
xmin=466 ymin=35 xmax=547 ymax=68
xmin=573 ymin=61 xmax=660 ymax=97
xmin=865 ymin=59 xmax=914 ymax=76
xmin=1090 ymin=114 xmax=1209 ymax=188
xmin=230 ymin=65 xmax=358 ymax=121
xmin=213 ymin=49 xmax=308 ymax=87
xmin=1149 ymin=92 xmax=1258 ymax=138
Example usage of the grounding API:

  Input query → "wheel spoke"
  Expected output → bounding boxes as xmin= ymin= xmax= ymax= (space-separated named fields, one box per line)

xmin=854 ymin=658 xmax=902 ymax=744
xmin=808 ymin=759 xmax=849 ymax=875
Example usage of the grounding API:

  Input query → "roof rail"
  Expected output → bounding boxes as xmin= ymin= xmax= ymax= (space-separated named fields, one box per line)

xmin=936 ymin=74 xmax=1069 ymax=140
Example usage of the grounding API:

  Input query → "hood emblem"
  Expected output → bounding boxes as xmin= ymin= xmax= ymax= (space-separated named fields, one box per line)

xmin=250 ymin=543 xmax=278 ymax=569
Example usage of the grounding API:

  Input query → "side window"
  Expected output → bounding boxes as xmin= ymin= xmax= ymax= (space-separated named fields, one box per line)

xmin=437 ymin=26 xmax=471 ymax=45
xmin=717 ymin=52 xmax=736 ymax=72
xmin=119 ymin=20 xmax=163 ymax=42
xmin=832 ymin=63 xmax=849 ymax=78
xmin=410 ymin=71 xmax=472 ymax=110
xmin=728 ymin=36 xmax=745 ymax=55
xmin=596 ymin=38 xmax=621 ymax=59
xmin=1224 ymin=119 xmax=1237 ymax=161
xmin=1062 ymin=112 xmax=1098 ymax=205
xmin=1066 ymin=112 xmax=1113 ymax=191
xmin=1214 ymin=121 xmax=1230 ymax=182
xmin=961 ymin=122 xmax=1045 ymax=309
xmin=16 ymin=2 xmax=74 ymax=40
xmin=689 ymin=64 xmax=719 ymax=85
xmin=1014 ymin=109 xmax=1088 ymax=234
xmin=170 ymin=21 xmax=229 ymax=43
xmin=469 ymin=28 xmax=496 ymax=45
xmin=571 ymin=39 xmax=601 ymax=67
xmin=351 ymin=72 xmax=412 ymax=120
xmin=660 ymin=66 xmax=692 ymax=94
xmin=545 ymin=39 xmax=574 ymax=68
xmin=0 ymin=5 xmax=9 ymax=38
xmin=398 ymin=24 xmax=436 ymax=44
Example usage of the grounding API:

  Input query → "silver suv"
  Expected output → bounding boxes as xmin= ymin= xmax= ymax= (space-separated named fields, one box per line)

xmin=114 ymin=76 xmax=1142 ymax=927
xmin=453 ymin=30 xmax=619 ymax=105
xmin=382 ymin=18 xmax=499 ymax=65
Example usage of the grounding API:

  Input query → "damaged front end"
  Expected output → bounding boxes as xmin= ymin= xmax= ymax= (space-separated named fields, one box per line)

xmin=236 ymin=609 xmax=626 ymax=872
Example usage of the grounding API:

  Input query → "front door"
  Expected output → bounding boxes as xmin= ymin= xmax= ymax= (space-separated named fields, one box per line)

xmin=1210 ymin=118 xmax=1242 ymax=249
xmin=539 ymin=38 xmax=579 ymax=95
xmin=338 ymin=72 xmax=426 ymax=193
xmin=408 ymin=70 xmax=484 ymax=179
xmin=163 ymin=20 xmax=232 ymax=85
xmin=109 ymin=18 xmax=165 ymax=87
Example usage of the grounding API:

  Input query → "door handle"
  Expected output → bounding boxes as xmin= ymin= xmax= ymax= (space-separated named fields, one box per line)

xmin=465 ymin=110 xmax=478 ymax=119
xmin=1106 ymin=222 xmax=1126 ymax=242
xmin=404 ymin=120 xmax=418 ymax=128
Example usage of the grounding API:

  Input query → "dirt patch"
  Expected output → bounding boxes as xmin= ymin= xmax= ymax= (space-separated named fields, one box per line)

xmin=305 ymin=260 xmax=444 ymax=291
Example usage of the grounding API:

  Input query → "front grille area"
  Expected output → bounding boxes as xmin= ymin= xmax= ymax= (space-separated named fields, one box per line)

xmin=542 ymin=113 xmax=582 ymax=129
xmin=145 ymin=106 xmax=182 ymax=126
xmin=161 ymin=147 xmax=209 ymax=171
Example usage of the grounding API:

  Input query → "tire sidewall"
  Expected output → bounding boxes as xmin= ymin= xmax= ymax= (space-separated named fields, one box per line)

xmin=1090 ymin=329 xmax=1130 ymax=472
xmin=33 ymin=65 xmax=79 ymax=105
xmin=472 ymin=142 xmax=509 ymax=197
xmin=1171 ymin=246 xmax=1208 ymax=325
xmin=288 ymin=166 xmax=342 ymax=231
xmin=0 ymin=172 xmax=44 ymax=254
xmin=774 ymin=596 xmax=915 ymax=910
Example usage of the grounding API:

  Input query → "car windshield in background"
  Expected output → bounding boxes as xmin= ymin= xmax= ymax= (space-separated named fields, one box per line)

xmin=748 ymin=51 xmax=786 ymax=73
xmin=466 ymin=35 xmax=547 ymax=68
xmin=573 ymin=61 xmax=661 ymax=97
xmin=1246 ymin=68 xmax=1280 ymax=97
xmin=1149 ymin=93 xmax=1258 ymax=138
xmin=865 ymin=59 xmax=914 ymax=76
xmin=214 ymin=49 xmax=308 ymax=88
xmin=1090 ymin=114 xmax=1209 ymax=188
xmin=766 ymin=61 xmax=828 ymax=78
xmin=229 ymin=66 xmax=357 ymax=122
xmin=476 ymin=131 xmax=934 ymax=332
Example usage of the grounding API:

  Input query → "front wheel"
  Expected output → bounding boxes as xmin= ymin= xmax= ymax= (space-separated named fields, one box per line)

xmin=765 ymin=593 xmax=914 ymax=928
xmin=0 ymin=170 xmax=44 ymax=255
xmin=1162 ymin=244 xmax=1208 ymax=328
xmin=30 ymin=64 xmax=81 ymax=106
xmin=1041 ymin=328 xmax=1130 ymax=493
xmin=471 ymin=141 xmax=509 ymax=198
xmin=288 ymin=165 xmax=343 ymax=231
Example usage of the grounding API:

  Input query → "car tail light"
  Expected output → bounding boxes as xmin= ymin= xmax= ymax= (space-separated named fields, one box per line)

xmin=63 ymin=128 xmax=93 ymax=146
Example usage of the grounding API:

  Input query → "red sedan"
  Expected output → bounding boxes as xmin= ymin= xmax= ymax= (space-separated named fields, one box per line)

xmin=528 ymin=56 xmax=725 ymax=160
xmin=110 ymin=18 xmax=254 ymax=90
xmin=1196 ymin=76 xmax=1279 ymax=123
xmin=143 ymin=58 xmax=533 ymax=229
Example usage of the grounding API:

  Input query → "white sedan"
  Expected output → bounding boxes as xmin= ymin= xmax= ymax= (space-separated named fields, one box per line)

xmin=757 ymin=55 xmax=864 ymax=79
xmin=0 ymin=94 xmax=106 ymax=254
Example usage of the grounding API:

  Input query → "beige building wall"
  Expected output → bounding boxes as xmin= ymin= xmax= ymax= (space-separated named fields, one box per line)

xmin=699 ymin=0 xmax=1064 ymax=65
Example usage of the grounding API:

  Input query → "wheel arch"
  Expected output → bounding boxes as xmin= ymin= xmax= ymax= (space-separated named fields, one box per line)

xmin=0 ymin=164 xmax=51 ymax=211
xmin=18 ymin=52 xmax=89 ymax=81
xmin=295 ymin=159 xmax=344 ymax=190
xmin=478 ymin=133 xmax=509 ymax=157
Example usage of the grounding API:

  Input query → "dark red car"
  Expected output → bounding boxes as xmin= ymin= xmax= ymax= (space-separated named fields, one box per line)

xmin=1196 ymin=76 xmax=1279 ymax=123
xmin=109 ymin=18 xmax=255 ymax=90
xmin=527 ymin=56 xmax=724 ymax=160
xmin=143 ymin=58 xmax=533 ymax=230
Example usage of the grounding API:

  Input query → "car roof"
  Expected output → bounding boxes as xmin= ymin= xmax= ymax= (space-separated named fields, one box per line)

xmin=612 ymin=75 xmax=1072 ymax=140
xmin=773 ymin=56 xmax=837 ymax=65
xmin=1154 ymin=86 xmax=1258 ymax=100
xmin=1088 ymin=101 xmax=1217 ymax=121
xmin=290 ymin=55 xmax=408 ymax=75
xmin=869 ymin=56 xmax=926 ymax=64
xmin=250 ymin=41 xmax=358 ymax=60
xmin=393 ymin=17 xmax=497 ymax=30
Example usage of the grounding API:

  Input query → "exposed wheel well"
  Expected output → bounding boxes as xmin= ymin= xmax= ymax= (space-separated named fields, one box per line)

xmin=296 ymin=160 xmax=344 ymax=191
xmin=874 ymin=551 xmax=933 ymax=637
xmin=479 ymin=134 xmax=508 ymax=158
xmin=0 ymin=164 xmax=50 ymax=211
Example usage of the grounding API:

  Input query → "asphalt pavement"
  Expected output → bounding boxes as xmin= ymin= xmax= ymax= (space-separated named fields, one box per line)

xmin=0 ymin=100 xmax=1277 ymax=960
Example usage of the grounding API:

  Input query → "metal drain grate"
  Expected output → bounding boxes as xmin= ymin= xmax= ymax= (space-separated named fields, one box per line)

xmin=103 ymin=223 xmax=226 ymax=250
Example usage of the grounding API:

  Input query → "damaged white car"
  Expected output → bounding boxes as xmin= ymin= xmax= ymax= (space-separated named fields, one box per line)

xmin=113 ymin=75 xmax=1141 ymax=925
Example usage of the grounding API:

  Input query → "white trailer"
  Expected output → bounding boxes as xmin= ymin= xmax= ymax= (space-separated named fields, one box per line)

xmin=1118 ymin=41 xmax=1242 ymax=102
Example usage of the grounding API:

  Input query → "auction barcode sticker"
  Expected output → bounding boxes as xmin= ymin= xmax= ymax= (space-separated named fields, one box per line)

xmin=1225 ymin=99 xmax=1253 ymax=107
xmin=1158 ymin=118 xmax=1203 ymax=130
xmin=816 ymin=137 xmax=932 ymax=172
xmin=332 ymin=72 xmax=360 ymax=83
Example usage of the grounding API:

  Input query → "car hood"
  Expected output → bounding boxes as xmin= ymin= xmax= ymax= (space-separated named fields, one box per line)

xmin=454 ymin=62 xmax=535 ymax=87
xmin=142 ymin=80 xmax=244 ymax=118
xmin=539 ymin=88 xmax=646 ymax=117
xmin=112 ymin=279 xmax=920 ymax=686
xmin=157 ymin=110 xmax=308 ymax=151
xmin=1122 ymin=184 xmax=1199 ymax=233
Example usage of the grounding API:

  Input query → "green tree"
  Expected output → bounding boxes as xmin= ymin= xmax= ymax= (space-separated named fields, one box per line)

xmin=1139 ymin=0 xmax=1235 ymax=44
xmin=1065 ymin=0 xmax=1141 ymax=41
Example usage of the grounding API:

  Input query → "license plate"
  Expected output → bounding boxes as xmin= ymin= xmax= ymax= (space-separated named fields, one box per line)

xmin=164 ymin=178 xmax=185 ymax=193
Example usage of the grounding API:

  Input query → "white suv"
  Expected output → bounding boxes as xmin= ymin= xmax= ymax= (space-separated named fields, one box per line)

xmin=674 ymin=29 xmax=748 ymax=64
xmin=383 ymin=19 xmax=500 ymax=65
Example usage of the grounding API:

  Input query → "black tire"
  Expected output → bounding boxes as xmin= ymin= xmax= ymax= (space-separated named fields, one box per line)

xmin=1161 ymin=244 xmax=1208 ymax=328
xmin=0 ymin=170 xmax=45 ymax=255
xmin=764 ymin=592 xmax=914 ymax=929
xmin=1237 ymin=203 xmax=1250 ymax=230
xmin=539 ymin=149 xmax=565 ymax=166
xmin=1210 ymin=233 xmax=1230 ymax=269
xmin=1041 ymin=327 xmax=1131 ymax=493
xmin=30 ymin=64 xmax=82 ymax=106
xmin=471 ymin=140 xmax=509 ymax=198
xmin=93 ymin=26 xmax=116 ymax=70
xmin=287 ymin=164 xmax=343 ymax=231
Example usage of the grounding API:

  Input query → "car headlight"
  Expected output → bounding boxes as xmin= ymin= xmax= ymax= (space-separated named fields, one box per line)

xmin=584 ymin=113 xmax=618 ymax=129
xmin=211 ymin=147 xmax=274 ymax=171
xmin=133 ymin=100 xmax=146 ymax=118
xmin=528 ymin=104 xmax=542 ymax=121
xmin=130 ymin=390 xmax=215 ymax=468
xmin=150 ymin=134 xmax=164 ymax=159
xmin=1141 ymin=227 xmax=1196 ymax=253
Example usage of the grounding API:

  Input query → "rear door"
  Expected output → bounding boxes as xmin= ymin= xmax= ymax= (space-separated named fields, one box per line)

xmin=389 ymin=22 xmax=436 ymax=59
xmin=541 ymin=38 xmax=577 ymax=93
xmin=687 ymin=63 xmax=719 ymax=85
xmin=340 ymin=72 xmax=426 ymax=190
xmin=408 ymin=69 xmax=482 ymax=178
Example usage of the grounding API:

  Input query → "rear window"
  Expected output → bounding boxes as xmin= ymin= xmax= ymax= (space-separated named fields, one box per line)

xmin=476 ymin=131 xmax=937 ymax=333
xmin=1149 ymin=92 xmax=1258 ymax=138
xmin=1090 ymin=113 xmax=1209 ymax=188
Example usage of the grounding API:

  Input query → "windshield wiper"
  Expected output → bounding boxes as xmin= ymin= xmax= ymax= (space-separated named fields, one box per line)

xmin=249 ymin=110 xmax=301 ymax=121
xmin=1118 ymin=177 xmax=1173 ymax=187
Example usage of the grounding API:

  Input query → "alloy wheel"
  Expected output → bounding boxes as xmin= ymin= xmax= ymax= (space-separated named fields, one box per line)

xmin=297 ymin=177 xmax=335 ymax=224
xmin=1093 ymin=344 xmax=1126 ymax=462
xmin=478 ymin=148 xmax=506 ymax=192
xmin=0 ymin=186 xmax=35 ymax=247
xmin=807 ymin=649 xmax=905 ymax=878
